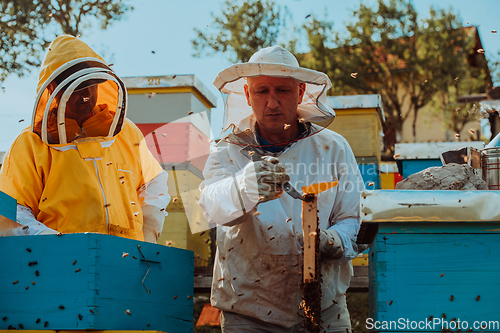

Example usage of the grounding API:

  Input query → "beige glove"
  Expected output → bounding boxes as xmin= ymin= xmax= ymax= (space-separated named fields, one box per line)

xmin=142 ymin=205 xmax=165 ymax=243
xmin=319 ymin=228 xmax=344 ymax=260
xmin=240 ymin=156 xmax=290 ymax=204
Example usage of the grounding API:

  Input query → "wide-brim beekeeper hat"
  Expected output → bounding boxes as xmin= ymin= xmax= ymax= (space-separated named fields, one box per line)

xmin=213 ymin=45 xmax=335 ymax=135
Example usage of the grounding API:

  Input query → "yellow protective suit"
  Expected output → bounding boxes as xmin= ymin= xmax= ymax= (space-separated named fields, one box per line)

xmin=0 ymin=35 xmax=165 ymax=241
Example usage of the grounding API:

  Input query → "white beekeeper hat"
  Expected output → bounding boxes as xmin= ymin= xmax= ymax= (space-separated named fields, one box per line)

xmin=214 ymin=45 xmax=335 ymax=135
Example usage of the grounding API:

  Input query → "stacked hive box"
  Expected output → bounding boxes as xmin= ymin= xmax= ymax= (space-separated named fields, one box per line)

xmin=123 ymin=75 xmax=216 ymax=265
xmin=326 ymin=94 xmax=385 ymax=189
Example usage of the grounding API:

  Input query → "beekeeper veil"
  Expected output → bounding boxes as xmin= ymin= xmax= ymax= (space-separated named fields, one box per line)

xmin=213 ymin=45 xmax=335 ymax=147
xmin=31 ymin=35 xmax=126 ymax=145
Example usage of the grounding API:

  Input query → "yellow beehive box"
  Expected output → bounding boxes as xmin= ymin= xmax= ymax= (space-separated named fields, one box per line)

xmin=159 ymin=166 xmax=211 ymax=266
xmin=325 ymin=94 xmax=385 ymax=163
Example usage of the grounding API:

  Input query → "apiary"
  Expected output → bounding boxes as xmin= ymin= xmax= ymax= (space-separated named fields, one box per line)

xmin=0 ymin=233 xmax=194 ymax=332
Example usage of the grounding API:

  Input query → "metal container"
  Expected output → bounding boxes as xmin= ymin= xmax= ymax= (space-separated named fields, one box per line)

xmin=482 ymin=147 xmax=500 ymax=190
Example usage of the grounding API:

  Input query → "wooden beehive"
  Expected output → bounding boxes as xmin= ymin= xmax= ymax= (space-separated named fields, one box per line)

xmin=0 ymin=233 xmax=193 ymax=332
xmin=364 ymin=190 xmax=500 ymax=332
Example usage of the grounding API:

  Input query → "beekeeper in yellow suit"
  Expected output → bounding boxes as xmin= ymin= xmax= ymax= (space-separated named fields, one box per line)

xmin=0 ymin=35 xmax=170 ymax=242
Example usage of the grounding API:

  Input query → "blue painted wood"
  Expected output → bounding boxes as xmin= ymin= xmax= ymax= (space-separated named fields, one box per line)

xmin=401 ymin=159 xmax=441 ymax=179
xmin=359 ymin=163 xmax=380 ymax=189
xmin=369 ymin=222 xmax=500 ymax=332
xmin=0 ymin=191 xmax=16 ymax=221
xmin=378 ymin=222 xmax=500 ymax=234
xmin=0 ymin=233 xmax=194 ymax=332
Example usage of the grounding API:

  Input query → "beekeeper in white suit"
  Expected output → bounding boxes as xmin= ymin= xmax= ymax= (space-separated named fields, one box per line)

xmin=199 ymin=46 xmax=364 ymax=332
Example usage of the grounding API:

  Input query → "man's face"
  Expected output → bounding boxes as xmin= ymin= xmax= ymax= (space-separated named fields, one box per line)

xmin=244 ymin=76 xmax=305 ymax=141
xmin=65 ymin=85 xmax=98 ymax=126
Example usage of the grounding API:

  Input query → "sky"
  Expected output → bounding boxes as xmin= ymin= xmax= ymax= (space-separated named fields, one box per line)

xmin=0 ymin=0 xmax=499 ymax=152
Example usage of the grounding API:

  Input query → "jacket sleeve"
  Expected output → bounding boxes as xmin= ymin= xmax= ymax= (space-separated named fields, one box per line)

xmin=0 ymin=130 xmax=45 ymax=217
xmin=328 ymin=138 xmax=365 ymax=263
xmin=139 ymin=170 xmax=170 ymax=243
xmin=198 ymin=144 xmax=255 ymax=226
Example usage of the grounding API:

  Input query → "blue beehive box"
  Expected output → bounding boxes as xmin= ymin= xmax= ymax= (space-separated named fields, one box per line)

xmin=363 ymin=190 xmax=500 ymax=332
xmin=0 ymin=233 xmax=193 ymax=332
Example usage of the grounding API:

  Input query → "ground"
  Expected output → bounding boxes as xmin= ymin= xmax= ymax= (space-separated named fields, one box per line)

xmin=193 ymin=291 xmax=370 ymax=332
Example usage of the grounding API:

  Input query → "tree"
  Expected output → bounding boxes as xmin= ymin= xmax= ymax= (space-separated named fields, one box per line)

xmin=191 ymin=0 xmax=296 ymax=63
xmin=0 ymin=0 xmax=131 ymax=82
xmin=302 ymin=0 xmax=488 ymax=153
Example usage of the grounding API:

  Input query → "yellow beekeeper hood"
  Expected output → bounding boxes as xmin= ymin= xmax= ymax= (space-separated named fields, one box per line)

xmin=31 ymin=35 xmax=127 ymax=145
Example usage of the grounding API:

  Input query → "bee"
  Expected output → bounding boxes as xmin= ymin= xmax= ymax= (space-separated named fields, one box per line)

xmin=280 ymin=269 xmax=286 ymax=274
xmin=455 ymin=133 xmax=460 ymax=138
xmin=350 ymin=73 xmax=358 ymax=78
xmin=442 ymin=313 xmax=447 ymax=319
xmin=187 ymin=296 xmax=193 ymax=300
xmin=205 ymin=238 xmax=210 ymax=244
xmin=393 ymin=154 xmax=400 ymax=159
xmin=78 ymin=314 xmax=83 ymax=320
xmin=368 ymin=182 xmax=375 ymax=187
xmin=89 ymin=309 xmax=94 ymax=314
xmin=133 ymin=256 xmax=137 ymax=259
xmin=59 ymin=122 xmax=65 ymax=126
xmin=75 ymin=268 xmax=81 ymax=273
xmin=122 ymin=253 xmax=129 ymax=258
xmin=130 ymin=201 xmax=136 ymax=205
xmin=476 ymin=295 xmax=480 ymax=301
xmin=233 ymin=277 xmax=237 ymax=280
xmin=200 ymin=231 xmax=205 ymax=236
xmin=238 ymin=293 xmax=244 ymax=296
xmin=440 ymin=273 xmax=444 ymax=277
xmin=228 ymin=247 xmax=234 ymax=252
xmin=107 ymin=162 xmax=112 ymax=166
xmin=25 ymin=286 xmax=29 ymax=290
xmin=270 ymin=236 xmax=275 ymax=241
xmin=26 ymin=248 xmax=32 ymax=252
xmin=267 ymin=226 xmax=273 ymax=230
xmin=31 ymin=281 xmax=35 ymax=285
xmin=189 ymin=111 xmax=194 ymax=115
xmin=254 ymin=211 xmax=261 ymax=216
xmin=104 ymin=203 xmax=111 ymax=207
xmin=249 ymin=151 xmax=255 ymax=156
xmin=36 ymin=318 xmax=41 ymax=323
xmin=125 ymin=309 xmax=131 ymax=315
xmin=173 ymin=295 xmax=178 ymax=300
xmin=284 ymin=124 xmax=291 ymax=130
xmin=389 ymin=301 xmax=393 ymax=305
xmin=309 ymin=231 xmax=317 ymax=237
xmin=166 ymin=241 xmax=172 ymax=246
xmin=161 ymin=133 xmax=166 ymax=137
xmin=59 ymin=305 xmax=65 ymax=309
xmin=73 ymin=260 xmax=77 ymax=265
xmin=477 ymin=48 xmax=485 ymax=54
xmin=429 ymin=316 xmax=433 ymax=321
xmin=450 ymin=295 xmax=454 ymax=301
xmin=338 ymin=314 xmax=341 ymax=319
xmin=268 ymin=310 xmax=272 ymax=315
xmin=254 ymin=279 xmax=260 ymax=282
xmin=286 ymin=218 xmax=292 ymax=222
xmin=13 ymin=280 xmax=18 ymax=285
xmin=28 ymin=261 xmax=38 ymax=266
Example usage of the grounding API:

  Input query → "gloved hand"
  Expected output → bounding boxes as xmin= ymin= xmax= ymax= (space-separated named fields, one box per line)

xmin=319 ymin=228 xmax=344 ymax=260
xmin=240 ymin=156 xmax=290 ymax=204
xmin=142 ymin=204 xmax=165 ymax=243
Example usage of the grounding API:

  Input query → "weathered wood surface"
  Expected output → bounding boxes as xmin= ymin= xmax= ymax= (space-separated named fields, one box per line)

xmin=302 ymin=196 xmax=318 ymax=283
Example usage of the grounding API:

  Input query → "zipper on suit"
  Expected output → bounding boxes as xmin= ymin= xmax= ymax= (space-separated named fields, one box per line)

xmin=92 ymin=158 xmax=110 ymax=232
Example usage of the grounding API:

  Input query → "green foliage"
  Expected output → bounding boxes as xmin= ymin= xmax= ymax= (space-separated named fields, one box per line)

xmin=0 ymin=0 xmax=132 ymax=81
xmin=191 ymin=0 xmax=296 ymax=63
xmin=303 ymin=0 xmax=488 ymax=152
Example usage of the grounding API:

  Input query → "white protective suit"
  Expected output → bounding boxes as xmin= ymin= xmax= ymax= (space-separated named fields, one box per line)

xmin=199 ymin=46 xmax=365 ymax=328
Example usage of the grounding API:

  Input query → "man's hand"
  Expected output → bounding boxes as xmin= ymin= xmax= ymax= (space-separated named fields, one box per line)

xmin=241 ymin=156 xmax=290 ymax=204
xmin=319 ymin=229 xmax=344 ymax=260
